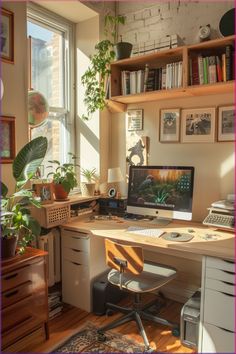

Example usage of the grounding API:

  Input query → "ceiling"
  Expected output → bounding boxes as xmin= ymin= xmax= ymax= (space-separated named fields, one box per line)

xmin=33 ymin=1 xmax=98 ymax=23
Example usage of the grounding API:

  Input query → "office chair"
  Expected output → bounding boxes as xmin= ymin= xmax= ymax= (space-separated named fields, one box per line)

xmin=97 ymin=239 xmax=179 ymax=351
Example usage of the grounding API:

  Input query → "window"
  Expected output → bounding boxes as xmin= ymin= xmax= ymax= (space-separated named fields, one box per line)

xmin=27 ymin=4 xmax=74 ymax=176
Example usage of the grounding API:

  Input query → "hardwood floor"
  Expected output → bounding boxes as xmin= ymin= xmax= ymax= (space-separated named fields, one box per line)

xmin=28 ymin=295 xmax=195 ymax=353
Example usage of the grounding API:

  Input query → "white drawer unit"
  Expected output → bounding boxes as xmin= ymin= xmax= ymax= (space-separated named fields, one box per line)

xmin=199 ymin=256 xmax=235 ymax=353
xmin=61 ymin=226 xmax=107 ymax=312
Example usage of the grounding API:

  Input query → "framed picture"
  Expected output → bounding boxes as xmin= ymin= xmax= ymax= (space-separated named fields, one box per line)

xmin=159 ymin=109 xmax=180 ymax=142
xmin=34 ymin=183 xmax=54 ymax=204
xmin=218 ymin=106 xmax=235 ymax=142
xmin=1 ymin=8 xmax=14 ymax=64
xmin=127 ymin=109 xmax=143 ymax=131
xmin=0 ymin=116 xmax=16 ymax=163
xmin=181 ymin=108 xmax=216 ymax=143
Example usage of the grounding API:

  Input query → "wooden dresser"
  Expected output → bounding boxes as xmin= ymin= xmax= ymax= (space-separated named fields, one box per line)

xmin=1 ymin=248 xmax=49 ymax=352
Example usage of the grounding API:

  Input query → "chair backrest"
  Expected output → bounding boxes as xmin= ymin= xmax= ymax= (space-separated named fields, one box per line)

xmin=105 ymin=239 xmax=144 ymax=275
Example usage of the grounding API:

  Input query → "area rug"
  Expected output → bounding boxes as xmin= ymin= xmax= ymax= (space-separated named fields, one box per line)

xmin=51 ymin=322 xmax=145 ymax=353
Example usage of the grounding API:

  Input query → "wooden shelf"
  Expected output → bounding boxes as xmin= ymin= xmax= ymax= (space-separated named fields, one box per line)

xmin=105 ymin=99 xmax=127 ymax=113
xmin=109 ymin=35 xmax=235 ymax=107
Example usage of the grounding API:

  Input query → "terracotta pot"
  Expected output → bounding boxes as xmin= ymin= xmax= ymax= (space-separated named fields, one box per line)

xmin=53 ymin=183 xmax=69 ymax=200
xmin=81 ymin=182 xmax=95 ymax=197
xmin=1 ymin=235 xmax=18 ymax=259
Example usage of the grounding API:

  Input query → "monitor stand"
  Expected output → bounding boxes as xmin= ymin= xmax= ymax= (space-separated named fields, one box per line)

xmin=149 ymin=217 xmax=172 ymax=226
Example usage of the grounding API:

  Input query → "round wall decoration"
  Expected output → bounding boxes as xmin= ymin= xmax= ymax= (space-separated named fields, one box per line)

xmin=219 ymin=8 xmax=234 ymax=37
xmin=28 ymin=90 xmax=49 ymax=127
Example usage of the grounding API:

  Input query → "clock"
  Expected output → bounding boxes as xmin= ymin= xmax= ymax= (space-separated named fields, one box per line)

xmin=108 ymin=187 xmax=116 ymax=198
xmin=198 ymin=24 xmax=211 ymax=42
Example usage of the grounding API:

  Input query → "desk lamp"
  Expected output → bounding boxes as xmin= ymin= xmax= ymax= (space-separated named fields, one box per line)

xmin=107 ymin=167 xmax=123 ymax=198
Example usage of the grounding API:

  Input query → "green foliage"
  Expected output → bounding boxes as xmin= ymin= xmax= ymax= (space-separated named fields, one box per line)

xmin=81 ymin=14 xmax=125 ymax=120
xmin=1 ymin=137 xmax=48 ymax=254
xmin=47 ymin=153 xmax=78 ymax=193
xmin=81 ymin=168 xmax=97 ymax=183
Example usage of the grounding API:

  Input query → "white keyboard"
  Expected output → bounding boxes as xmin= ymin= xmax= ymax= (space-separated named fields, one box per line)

xmin=126 ymin=226 xmax=164 ymax=238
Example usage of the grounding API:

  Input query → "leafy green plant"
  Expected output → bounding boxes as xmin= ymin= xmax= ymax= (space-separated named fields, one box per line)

xmin=81 ymin=167 xmax=97 ymax=183
xmin=1 ymin=137 xmax=48 ymax=254
xmin=47 ymin=153 xmax=78 ymax=193
xmin=81 ymin=14 xmax=125 ymax=120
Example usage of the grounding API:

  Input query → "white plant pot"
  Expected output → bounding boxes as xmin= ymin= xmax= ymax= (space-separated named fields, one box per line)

xmin=81 ymin=182 xmax=95 ymax=196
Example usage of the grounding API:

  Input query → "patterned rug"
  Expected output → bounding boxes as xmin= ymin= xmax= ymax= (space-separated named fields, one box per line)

xmin=51 ymin=322 xmax=145 ymax=353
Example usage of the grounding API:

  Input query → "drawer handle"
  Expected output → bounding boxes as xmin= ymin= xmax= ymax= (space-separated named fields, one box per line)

xmin=222 ymin=270 xmax=235 ymax=275
xmin=222 ymin=280 xmax=234 ymax=286
xmin=218 ymin=326 xmax=234 ymax=334
xmin=72 ymin=236 xmax=82 ymax=240
xmin=71 ymin=261 xmax=81 ymax=266
xmin=222 ymin=259 xmax=235 ymax=265
xmin=221 ymin=291 xmax=235 ymax=298
xmin=4 ymin=273 xmax=18 ymax=280
xmin=4 ymin=289 xmax=19 ymax=298
xmin=71 ymin=248 xmax=81 ymax=253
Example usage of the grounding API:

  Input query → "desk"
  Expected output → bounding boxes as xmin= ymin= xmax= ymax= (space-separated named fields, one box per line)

xmin=61 ymin=217 xmax=235 ymax=353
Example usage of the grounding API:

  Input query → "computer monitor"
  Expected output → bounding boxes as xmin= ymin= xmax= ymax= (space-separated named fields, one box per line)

xmin=127 ymin=166 xmax=194 ymax=225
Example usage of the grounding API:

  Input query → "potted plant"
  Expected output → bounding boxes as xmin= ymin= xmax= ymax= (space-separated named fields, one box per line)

xmin=1 ymin=137 xmax=48 ymax=259
xmin=81 ymin=14 xmax=132 ymax=120
xmin=47 ymin=153 xmax=78 ymax=200
xmin=80 ymin=167 xmax=97 ymax=196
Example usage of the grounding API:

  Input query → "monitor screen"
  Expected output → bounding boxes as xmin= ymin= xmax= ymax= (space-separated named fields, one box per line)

xmin=127 ymin=166 xmax=194 ymax=221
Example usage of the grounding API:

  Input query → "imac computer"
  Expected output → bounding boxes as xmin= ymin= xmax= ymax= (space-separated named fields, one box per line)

xmin=127 ymin=166 xmax=194 ymax=225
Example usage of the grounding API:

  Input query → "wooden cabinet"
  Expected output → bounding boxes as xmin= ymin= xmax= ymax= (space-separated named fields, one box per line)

xmin=1 ymin=248 xmax=49 ymax=352
xmin=61 ymin=227 xmax=107 ymax=312
xmin=199 ymin=256 xmax=235 ymax=353
xmin=109 ymin=35 xmax=234 ymax=105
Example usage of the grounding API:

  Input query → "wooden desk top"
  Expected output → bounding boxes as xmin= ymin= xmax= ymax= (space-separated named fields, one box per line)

xmin=62 ymin=217 xmax=235 ymax=261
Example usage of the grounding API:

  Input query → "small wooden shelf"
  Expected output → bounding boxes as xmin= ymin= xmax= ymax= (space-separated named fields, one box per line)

xmin=109 ymin=35 xmax=235 ymax=106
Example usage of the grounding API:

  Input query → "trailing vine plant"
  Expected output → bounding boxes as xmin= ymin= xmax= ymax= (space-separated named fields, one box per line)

xmin=81 ymin=14 xmax=125 ymax=120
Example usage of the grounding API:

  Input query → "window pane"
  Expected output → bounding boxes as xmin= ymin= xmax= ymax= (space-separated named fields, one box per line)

xmin=28 ymin=21 xmax=64 ymax=108
xmin=30 ymin=116 xmax=67 ymax=177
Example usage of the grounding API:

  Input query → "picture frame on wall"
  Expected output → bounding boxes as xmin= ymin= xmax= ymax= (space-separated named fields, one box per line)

xmin=181 ymin=107 xmax=216 ymax=143
xmin=127 ymin=109 xmax=143 ymax=131
xmin=0 ymin=116 xmax=16 ymax=163
xmin=34 ymin=183 xmax=54 ymax=204
xmin=159 ymin=108 xmax=180 ymax=142
xmin=1 ymin=8 xmax=14 ymax=64
xmin=218 ymin=106 xmax=235 ymax=142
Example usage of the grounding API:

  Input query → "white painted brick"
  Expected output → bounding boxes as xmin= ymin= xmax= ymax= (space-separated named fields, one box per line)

xmin=145 ymin=15 xmax=163 ymax=27
xmin=142 ymin=9 xmax=151 ymax=19
xmin=128 ymin=20 xmax=144 ymax=31
xmin=134 ymin=12 xmax=142 ymax=21
xmin=137 ymin=31 xmax=150 ymax=42
xmin=125 ymin=13 xmax=134 ymax=24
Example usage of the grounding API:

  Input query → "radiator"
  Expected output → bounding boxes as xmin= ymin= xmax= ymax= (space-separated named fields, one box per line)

xmin=38 ymin=228 xmax=61 ymax=287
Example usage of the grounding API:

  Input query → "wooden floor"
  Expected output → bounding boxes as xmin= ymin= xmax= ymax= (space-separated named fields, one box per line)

xmin=30 ymin=296 xmax=195 ymax=353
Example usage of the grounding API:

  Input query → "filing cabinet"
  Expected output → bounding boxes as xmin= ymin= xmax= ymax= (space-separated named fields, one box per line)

xmin=61 ymin=227 xmax=107 ymax=312
xmin=199 ymin=256 xmax=235 ymax=353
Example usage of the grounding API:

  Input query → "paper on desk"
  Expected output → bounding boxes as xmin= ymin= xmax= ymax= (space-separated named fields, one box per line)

xmin=126 ymin=226 xmax=164 ymax=237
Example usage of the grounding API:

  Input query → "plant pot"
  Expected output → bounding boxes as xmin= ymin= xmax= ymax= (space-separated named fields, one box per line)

xmin=1 ymin=235 xmax=18 ymax=259
xmin=53 ymin=183 xmax=69 ymax=201
xmin=81 ymin=182 xmax=95 ymax=197
xmin=114 ymin=41 xmax=133 ymax=60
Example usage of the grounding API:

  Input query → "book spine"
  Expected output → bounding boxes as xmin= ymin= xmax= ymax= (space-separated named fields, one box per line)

xmin=159 ymin=67 xmax=162 ymax=90
xmin=225 ymin=45 xmax=232 ymax=81
xmin=198 ymin=56 xmax=204 ymax=85
xmin=222 ymin=54 xmax=226 ymax=82
xmin=203 ymin=57 xmax=208 ymax=84
xmin=161 ymin=67 xmax=166 ymax=89
xmin=130 ymin=71 xmax=136 ymax=95
xmin=189 ymin=58 xmax=193 ymax=85
xmin=143 ymin=64 xmax=149 ymax=92
xmin=125 ymin=71 xmax=130 ymax=95
xmin=178 ymin=61 xmax=183 ymax=87
xmin=208 ymin=56 xmax=217 ymax=84
xmin=192 ymin=57 xmax=199 ymax=85
xmin=216 ymin=56 xmax=223 ymax=82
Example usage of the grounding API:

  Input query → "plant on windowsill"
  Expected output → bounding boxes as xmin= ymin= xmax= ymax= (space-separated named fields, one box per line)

xmin=0 ymin=137 xmax=48 ymax=259
xmin=80 ymin=167 xmax=97 ymax=197
xmin=81 ymin=13 xmax=132 ymax=120
xmin=47 ymin=153 xmax=78 ymax=201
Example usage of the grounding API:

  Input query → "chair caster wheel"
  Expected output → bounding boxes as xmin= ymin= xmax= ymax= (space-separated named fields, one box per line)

xmin=97 ymin=332 xmax=107 ymax=342
xmin=172 ymin=327 xmax=180 ymax=337
xmin=106 ymin=309 xmax=114 ymax=316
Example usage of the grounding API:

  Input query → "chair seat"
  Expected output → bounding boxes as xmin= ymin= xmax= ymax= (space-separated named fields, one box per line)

xmin=108 ymin=261 xmax=177 ymax=293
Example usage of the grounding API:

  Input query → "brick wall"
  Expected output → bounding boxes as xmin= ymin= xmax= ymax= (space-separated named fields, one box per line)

xmin=117 ymin=1 xmax=234 ymax=47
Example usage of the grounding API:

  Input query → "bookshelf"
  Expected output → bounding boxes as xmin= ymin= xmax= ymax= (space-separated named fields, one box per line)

xmin=109 ymin=35 xmax=235 ymax=105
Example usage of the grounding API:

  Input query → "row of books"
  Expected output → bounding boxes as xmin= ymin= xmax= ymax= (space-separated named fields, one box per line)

xmin=48 ymin=290 xmax=63 ymax=320
xmin=121 ymin=61 xmax=183 ymax=95
xmin=189 ymin=45 xmax=234 ymax=85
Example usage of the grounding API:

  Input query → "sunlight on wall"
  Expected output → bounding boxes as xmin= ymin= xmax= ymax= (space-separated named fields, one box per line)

xmin=220 ymin=152 xmax=234 ymax=178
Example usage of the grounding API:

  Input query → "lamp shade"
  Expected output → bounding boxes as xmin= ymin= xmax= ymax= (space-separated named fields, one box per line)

xmin=107 ymin=167 xmax=123 ymax=183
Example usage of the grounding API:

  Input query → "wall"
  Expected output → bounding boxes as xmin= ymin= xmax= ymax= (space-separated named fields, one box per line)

xmin=110 ymin=1 xmax=234 ymax=222
xmin=117 ymin=1 xmax=234 ymax=46
xmin=1 ymin=2 xmax=28 ymax=193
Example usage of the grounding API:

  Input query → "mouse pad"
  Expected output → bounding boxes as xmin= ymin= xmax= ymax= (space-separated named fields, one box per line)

xmin=162 ymin=233 xmax=194 ymax=242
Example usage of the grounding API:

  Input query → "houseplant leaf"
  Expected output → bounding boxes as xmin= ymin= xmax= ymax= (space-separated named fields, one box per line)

xmin=13 ymin=136 xmax=48 ymax=182
xmin=1 ymin=182 xmax=8 ymax=197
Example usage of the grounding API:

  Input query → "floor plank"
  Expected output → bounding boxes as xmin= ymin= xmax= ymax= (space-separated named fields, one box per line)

xmin=29 ymin=296 xmax=195 ymax=353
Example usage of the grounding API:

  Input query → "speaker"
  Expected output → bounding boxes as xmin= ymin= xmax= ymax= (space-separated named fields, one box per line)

xmin=92 ymin=272 xmax=125 ymax=315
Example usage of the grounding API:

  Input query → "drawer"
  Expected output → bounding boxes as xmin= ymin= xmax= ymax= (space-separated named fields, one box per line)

xmin=206 ymin=277 xmax=234 ymax=295
xmin=202 ymin=322 xmax=234 ymax=353
xmin=206 ymin=257 xmax=235 ymax=273
xmin=1 ymin=265 xmax=31 ymax=292
xmin=206 ymin=267 xmax=235 ymax=285
xmin=63 ymin=247 xmax=89 ymax=265
xmin=2 ymin=280 xmax=32 ymax=308
xmin=204 ymin=288 xmax=235 ymax=332
xmin=62 ymin=259 xmax=90 ymax=312
xmin=62 ymin=230 xmax=89 ymax=252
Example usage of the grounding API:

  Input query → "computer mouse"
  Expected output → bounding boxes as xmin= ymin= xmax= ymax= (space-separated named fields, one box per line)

xmin=170 ymin=232 xmax=181 ymax=238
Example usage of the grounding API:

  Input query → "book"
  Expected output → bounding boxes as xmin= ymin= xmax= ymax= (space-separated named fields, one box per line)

xmin=216 ymin=56 xmax=223 ymax=82
xmin=222 ymin=54 xmax=226 ymax=82
xmin=143 ymin=64 xmax=149 ymax=92
xmin=130 ymin=71 xmax=137 ymax=94
xmin=208 ymin=56 xmax=217 ymax=84
xmin=225 ymin=45 xmax=232 ymax=81
xmin=203 ymin=57 xmax=209 ymax=84
xmin=161 ymin=67 xmax=166 ymax=89
xmin=189 ymin=58 xmax=193 ymax=85
xmin=178 ymin=61 xmax=183 ymax=87
xmin=191 ymin=57 xmax=199 ymax=85
xmin=136 ymin=70 xmax=144 ymax=94
xmin=198 ymin=56 xmax=204 ymax=85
